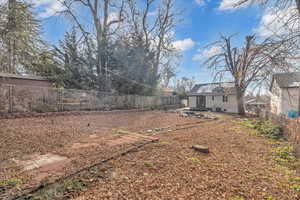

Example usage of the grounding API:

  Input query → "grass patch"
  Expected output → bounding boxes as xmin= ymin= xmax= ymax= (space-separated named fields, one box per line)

xmin=263 ymin=196 xmax=274 ymax=200
xmin=238 ymin=118 xmax=300 ymax=194
xmin=143 ymin=161 xmax=153 ymax=167
xmin=238 ymin=118 xmax=282 ymax=140
xmin=158 ymin=141 xmax=171 ymax=146
xmin=30 ymin=180 xmax=85 ymax=200
xmin=188 ymin=157 xmax=201 ymax=163
xmin=289 ymin=177 xmax=300 ymax=193
xmin=271 ymin=146 xmax=296 ymax=165
xmin=0 ymin=178 xmax=23 ymax=187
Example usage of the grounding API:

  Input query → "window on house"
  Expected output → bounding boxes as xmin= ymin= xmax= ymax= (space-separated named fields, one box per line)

xmin=223 ymin=96 xmax=228 ymax=102
xmin=212 ymin=96 xmax=214 ymax=101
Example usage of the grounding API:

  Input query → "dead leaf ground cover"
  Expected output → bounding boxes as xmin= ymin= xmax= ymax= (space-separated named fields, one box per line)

xmin=0 ymin=111 xmax=203 ymax=198
xmin=1 ymin=111 xmax=300 ymax=199
xmin=72 ymin=117 xmax=300 ymax=200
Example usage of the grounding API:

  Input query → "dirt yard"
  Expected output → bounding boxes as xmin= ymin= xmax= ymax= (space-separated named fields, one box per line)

xmin=1 ymin=111 xmax=299 ymax=199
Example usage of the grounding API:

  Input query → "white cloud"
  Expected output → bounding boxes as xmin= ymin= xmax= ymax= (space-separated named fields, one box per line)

xmin=147 ymin=11 xmax=157 ymax=17
xmin=195 ymin=0 xmax=205 ymax=6
xmin=193 ymin=45 xmax=222 ymax=61
xmin=0 ymin=0 xmax=63 ymax=18
xmin=172 ymin=38 xmax=196 ymax=51
xmin=195 ymin=0 xmax=211 ymax=7
xmin=25 ymin=0 xmax=66 ymax=18
xmin=255 ymin=6 xmax=299 ymax=38
xmin=218 ymin=0 xmax=249 ymax=11
xmin=105 ymin=12 xmax=119 ymax=24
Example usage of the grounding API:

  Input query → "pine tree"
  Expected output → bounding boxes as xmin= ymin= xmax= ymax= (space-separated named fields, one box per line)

xmin=0 ymin=0 xmax=44 ymax=73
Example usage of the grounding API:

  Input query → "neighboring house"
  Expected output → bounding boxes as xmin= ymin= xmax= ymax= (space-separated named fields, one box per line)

xmin=188 ymin=82 xmax=238 ymax=113
xmin=269 ymin=72 xmax=300 ymax=116
xmin=0 ymin=72 xmax=53 ymax=87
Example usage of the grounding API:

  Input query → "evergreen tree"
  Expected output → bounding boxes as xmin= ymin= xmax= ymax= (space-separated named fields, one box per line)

xmin=0 ymin=0 xmax=44 ymax=73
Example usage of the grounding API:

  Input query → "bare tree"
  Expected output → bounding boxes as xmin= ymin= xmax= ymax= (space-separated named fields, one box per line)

xmin=60 ymin=0 xmax=125 ymax=77
xmin=237 ymin=0 xmax=300 ymax=14
xmin=174 ymin=77 xmax=196 ymax=96
xmin=205 ymin=35 xmax=291 ymax=115
xmin=57 ymin=0 xmax=179 ymax=92
xmin=160 ymin=57 xmax=180 ymax=87
xmin=125 ymin=0 xmax=180 ymax=81
xmin=237 ymin=0 xmax=300 ymax=113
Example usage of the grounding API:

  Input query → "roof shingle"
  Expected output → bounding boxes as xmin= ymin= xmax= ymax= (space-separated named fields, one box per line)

xmin=273 ymin=72 xmax=300 ymax=88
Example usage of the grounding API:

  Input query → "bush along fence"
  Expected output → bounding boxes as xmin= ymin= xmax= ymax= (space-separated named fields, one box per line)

xmin=0 ymin=84 xmax=181 ymax=115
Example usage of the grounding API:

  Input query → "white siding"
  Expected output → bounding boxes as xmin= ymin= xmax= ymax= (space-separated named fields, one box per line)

xmin=188 ymin=94 xmax=238 ymax=113
xmin=281 ymin=88 xmax=299 ymax=115
xmin=270 ymin=80 xmax=282 ymax=115
xmin=206 ymin=94 xmax=238 ymax=113
xmin=270 ymin=79 xmax=299 ymax=116
xmin=188 ymin=96 xmax=197 ymax=108
xmin=181 ymin=99 xmax=188 ymax=107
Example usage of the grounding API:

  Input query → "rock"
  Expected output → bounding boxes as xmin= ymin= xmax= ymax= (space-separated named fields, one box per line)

xmin=180 ymin=113 xmax=188 ymax=117
xmin=192 ymin=145 xmax=209 ymax=153
xmin=147 ymin=130 xmax=153 ymax=133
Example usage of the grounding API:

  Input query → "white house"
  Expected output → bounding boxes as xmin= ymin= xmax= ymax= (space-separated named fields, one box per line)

xmin=269 ymin=72 xmax=300 ymax=116
xmin=188 ymin=82 xmax=238 ymax=113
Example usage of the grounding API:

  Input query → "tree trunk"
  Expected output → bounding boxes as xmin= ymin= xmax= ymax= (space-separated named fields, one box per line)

xmin=236 ymin=88 xmax=245 ymax=115
xmin=296 ymin=0 xmax=300 ymax=115
xmin=296 ymin=0 xmax=300 ymax=16
xmin=8 ymin=0 xmax=16 ymax=73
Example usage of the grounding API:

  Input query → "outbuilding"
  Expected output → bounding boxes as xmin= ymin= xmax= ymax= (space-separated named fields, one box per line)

xmin=0 ymin=72 xmax=53 ymax=87
xmin=269 ymin=72 xmax=300 ymax=116
xmin=188 ymin=82 xmax=238 ymax=113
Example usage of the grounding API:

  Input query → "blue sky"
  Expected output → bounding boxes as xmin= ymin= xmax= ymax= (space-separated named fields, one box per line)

xmin=172 ymin=0 xmax=263 ymax=83
xmin=27 ymin=0 xmax=284 ymax=84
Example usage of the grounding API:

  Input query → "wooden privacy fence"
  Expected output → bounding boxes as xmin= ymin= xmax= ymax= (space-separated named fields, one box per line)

xmin=0 ymin=84 xmax=181 ymax=114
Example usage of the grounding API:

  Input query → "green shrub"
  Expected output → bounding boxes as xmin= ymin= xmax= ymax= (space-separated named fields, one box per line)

xmin=264 ymin=196 xmax=274 ymax=200
xmin=188 ymin=157 xmax=201 ymax=163
xmin=143 ymin=161 xmax=153 ymax=167
xmin=257 ymin=120 xmax=283 ymax=139
xmin=31 ymin=180 xmax=85 ymax=199
xmin=239 ymin=119 xmax=283 ymax=140
xmin=0 ymin=178 xmax=22 ymax=187
xmin=272 ymin=146 xmax=296 ymax=164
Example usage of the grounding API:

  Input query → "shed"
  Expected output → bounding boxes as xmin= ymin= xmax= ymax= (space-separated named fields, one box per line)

xmin=188 ymin=82 xmax=238 ymax=113
xmin=269 ymin=72 xmax=300 ymax=116
xmin=0 ymin=73 xmax=53 ymax=87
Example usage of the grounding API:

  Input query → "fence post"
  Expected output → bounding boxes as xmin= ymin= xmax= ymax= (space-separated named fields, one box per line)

xmin=8 ymin=85 xmax=13 ymax=113
xmin=57 ymin=88 xmax=63 ymax=112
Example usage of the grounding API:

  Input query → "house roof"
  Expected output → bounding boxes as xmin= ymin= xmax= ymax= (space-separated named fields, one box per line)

xmin=0 ymin=72 xmax=49 ymax=81
xmin=271 ymin=72 xmax=300 ymax=90
xmin=188 ymin=82 xmax=236 ymax=96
